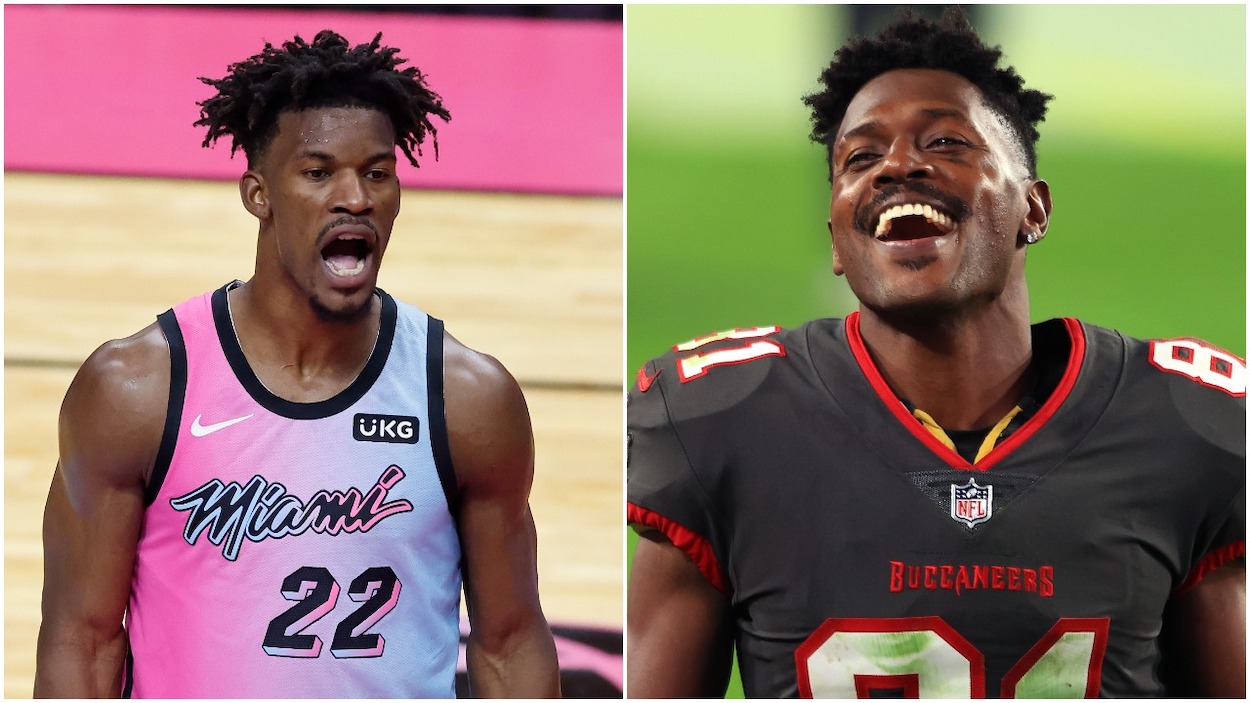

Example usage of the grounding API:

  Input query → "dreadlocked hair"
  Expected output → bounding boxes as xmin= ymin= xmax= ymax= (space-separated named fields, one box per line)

xmin=195 ymin=29 xmax=450 ymax=169
xmin=803 ymin=7 xmax=1051 ymax=179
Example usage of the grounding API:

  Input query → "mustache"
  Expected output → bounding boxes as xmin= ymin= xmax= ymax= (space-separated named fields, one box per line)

xmin=852 ymin=183 xmax=973 ymax=234
xmin=317 ymin=215 xmax=379 ymax=245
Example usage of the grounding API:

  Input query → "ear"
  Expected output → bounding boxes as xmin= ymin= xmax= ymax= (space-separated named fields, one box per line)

xmin=240 ymin=170 xmax=270 ymax=221
xmin=825 ymin=217 xmax=845 ymax=275
xmin=828 ymin=219 xmax=844 ymax=276
xmin=1018 ymin=178 xmax=1052 ymax=246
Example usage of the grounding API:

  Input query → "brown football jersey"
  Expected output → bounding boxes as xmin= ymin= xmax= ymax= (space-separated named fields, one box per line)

xmin=628 ymin=313 xmax=1245 ymax=697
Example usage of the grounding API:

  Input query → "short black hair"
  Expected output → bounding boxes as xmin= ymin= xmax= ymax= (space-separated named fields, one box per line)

xmin=196 ymin=29 xmax=450 ymax=169
xmin=803 ymin=7 xmax=1051 ymax=178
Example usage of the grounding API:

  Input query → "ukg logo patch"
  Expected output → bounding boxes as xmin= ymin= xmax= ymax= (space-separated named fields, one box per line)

xmin=353 ymin=413 xmax=420 ymax=444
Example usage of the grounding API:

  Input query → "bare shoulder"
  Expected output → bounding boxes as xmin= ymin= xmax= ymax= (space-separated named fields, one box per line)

xmin=442 ymin=332 xmax=533 ymax=492
xmin=443 ymin=332 xmax=527 ymax=411
xmin=60 ymin=322 xmax=172 ymax=493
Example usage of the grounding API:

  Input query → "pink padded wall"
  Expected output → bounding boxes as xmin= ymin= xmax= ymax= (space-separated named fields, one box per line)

xmin=4 ymin=5 xmax=622 ymax=195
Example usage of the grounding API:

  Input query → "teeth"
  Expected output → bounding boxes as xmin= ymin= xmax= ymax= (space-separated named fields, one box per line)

xmin=324 ymin=233 xmax=368 ymax=277
xmin=327 ymin=258 xmax=366 ymax=276
xmin=874 ymin=203 xmax=953 ymax=239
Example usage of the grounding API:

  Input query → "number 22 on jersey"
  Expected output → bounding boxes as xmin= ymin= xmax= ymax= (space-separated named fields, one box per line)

xmin=263 ymin=566 xmax=401 ymax=659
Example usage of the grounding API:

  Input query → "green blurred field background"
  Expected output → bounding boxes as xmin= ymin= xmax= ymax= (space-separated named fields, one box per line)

xmin=626 ymin=5 xmax=1245 ymax=697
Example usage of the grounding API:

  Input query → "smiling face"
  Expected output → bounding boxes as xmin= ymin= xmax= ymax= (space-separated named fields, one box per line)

xmin=246 ymin=106 xmax=401 ymax=322
xmin=828 ymin=68 xmax=1048 ymax=320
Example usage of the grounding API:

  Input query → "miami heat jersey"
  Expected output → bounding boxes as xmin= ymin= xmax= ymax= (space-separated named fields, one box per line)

xmin=628 ymin=312 xmax=1245 ymax=697
xmin=125 ymin=282 xmax=461 ymax=698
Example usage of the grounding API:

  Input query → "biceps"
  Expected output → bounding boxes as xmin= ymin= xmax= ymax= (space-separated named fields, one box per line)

xmin=1162 ymin=561 xmax=1246 ymax=696
xmin=41 ymin=464 xmax=144 ymax=633
xmin=627 ymin=532 xmax=733 ymax=697
xmin=458 ymin=495 xmax=543 ymax=629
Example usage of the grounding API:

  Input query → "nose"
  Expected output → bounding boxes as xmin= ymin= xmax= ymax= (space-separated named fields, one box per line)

xmin=872 ymin=139 xmax=933 ymax=189
xmin=331 ymin=173 xmax=372 ymax=215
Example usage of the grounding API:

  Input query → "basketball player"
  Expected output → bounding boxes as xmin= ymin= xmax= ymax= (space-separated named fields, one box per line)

xmin=627 ymin=9 xmax=1244 ymax=697
xmin=35 ymin=30 xmax=559 ymax=698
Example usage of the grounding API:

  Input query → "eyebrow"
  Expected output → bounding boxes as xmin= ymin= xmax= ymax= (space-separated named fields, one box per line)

xmin=296 ymin=149 xmax=398 ymax=164
xmin=838 ymin=107 xmax=970 ymax=144
xmin=297 ymin=149 xmax=336 ymax=162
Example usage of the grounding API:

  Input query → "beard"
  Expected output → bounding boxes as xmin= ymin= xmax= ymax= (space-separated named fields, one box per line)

xmin=859 ymin=283 xmax=973 ymax=326
xmin=309 ymin=291 xmax=374 ymax=324
xmin=853 ymin=243 xmax=1015 ymax=330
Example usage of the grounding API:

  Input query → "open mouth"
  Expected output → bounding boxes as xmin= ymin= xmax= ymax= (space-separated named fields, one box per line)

xmin=874 ymin=203 xmax=955 ymax=241
xmin=321 ymin=235 xmax=370 ymax=277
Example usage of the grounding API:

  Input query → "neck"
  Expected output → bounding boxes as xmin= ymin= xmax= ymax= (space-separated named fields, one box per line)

xmin=856 ymin=293 xmax=1033 ymax=431
xmin=227 ymin=278 xmax=380 ymax=401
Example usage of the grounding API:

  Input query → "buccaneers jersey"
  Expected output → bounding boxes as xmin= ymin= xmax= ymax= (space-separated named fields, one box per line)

xmin=627 ymin=312 xmax=1245 ymax=697
xmin=125 ymin=283 xmax=461 ymax=697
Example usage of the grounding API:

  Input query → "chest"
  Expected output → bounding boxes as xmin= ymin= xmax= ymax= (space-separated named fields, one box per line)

xmin=710 ymin=409 xmax=1196 ymax=698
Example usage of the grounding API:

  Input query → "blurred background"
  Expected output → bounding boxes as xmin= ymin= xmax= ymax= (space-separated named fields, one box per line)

xmin=5 ymin=4 xmax=621 ymax=697
xmin=627 ymin=4 xmax=1245 ymax=697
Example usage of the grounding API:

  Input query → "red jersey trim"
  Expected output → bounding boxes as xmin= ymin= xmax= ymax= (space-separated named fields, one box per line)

xmin=1175 ymin=540 xmax=1246 ymax=596
xmin=627 ymin=502 xmax=730 ymax=597
xmin=844 ymin=312 xmax=1086 ymax=471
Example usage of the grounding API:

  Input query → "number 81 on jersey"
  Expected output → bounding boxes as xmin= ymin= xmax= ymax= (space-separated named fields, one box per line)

xmin=1148 ymin=339 xmax=1245 ymax=396
xmin=796 ymin=616 xmax=1108 ymax=698
xmin=674 ymin=326 xmax=784 ymax=382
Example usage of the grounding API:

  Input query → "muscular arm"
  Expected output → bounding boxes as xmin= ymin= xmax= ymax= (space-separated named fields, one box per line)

xmin=444 ymin=335 xmax=559 ymax=698
xmin=1160 ymin=560 xmax=1246 ymax=697
xmin=628 ymin=530 xmax=734 ymax=698
xmin=34 ymin=325 xmax=169 ymax=698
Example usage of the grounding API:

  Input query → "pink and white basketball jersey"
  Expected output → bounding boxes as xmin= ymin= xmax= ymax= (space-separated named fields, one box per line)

xmin=125 ymin=282 xmax=462 ymax=698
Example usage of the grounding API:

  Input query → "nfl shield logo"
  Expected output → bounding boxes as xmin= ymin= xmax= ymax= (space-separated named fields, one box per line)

xmin=951 ymin=478 xmax=993 ymax=527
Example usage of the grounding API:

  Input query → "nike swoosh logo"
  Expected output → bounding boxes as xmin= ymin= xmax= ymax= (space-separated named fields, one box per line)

xmin=636 ymin=364 xmax=661 ymax=393
xmin=190 ymin=413 xmax=255 ymax=437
